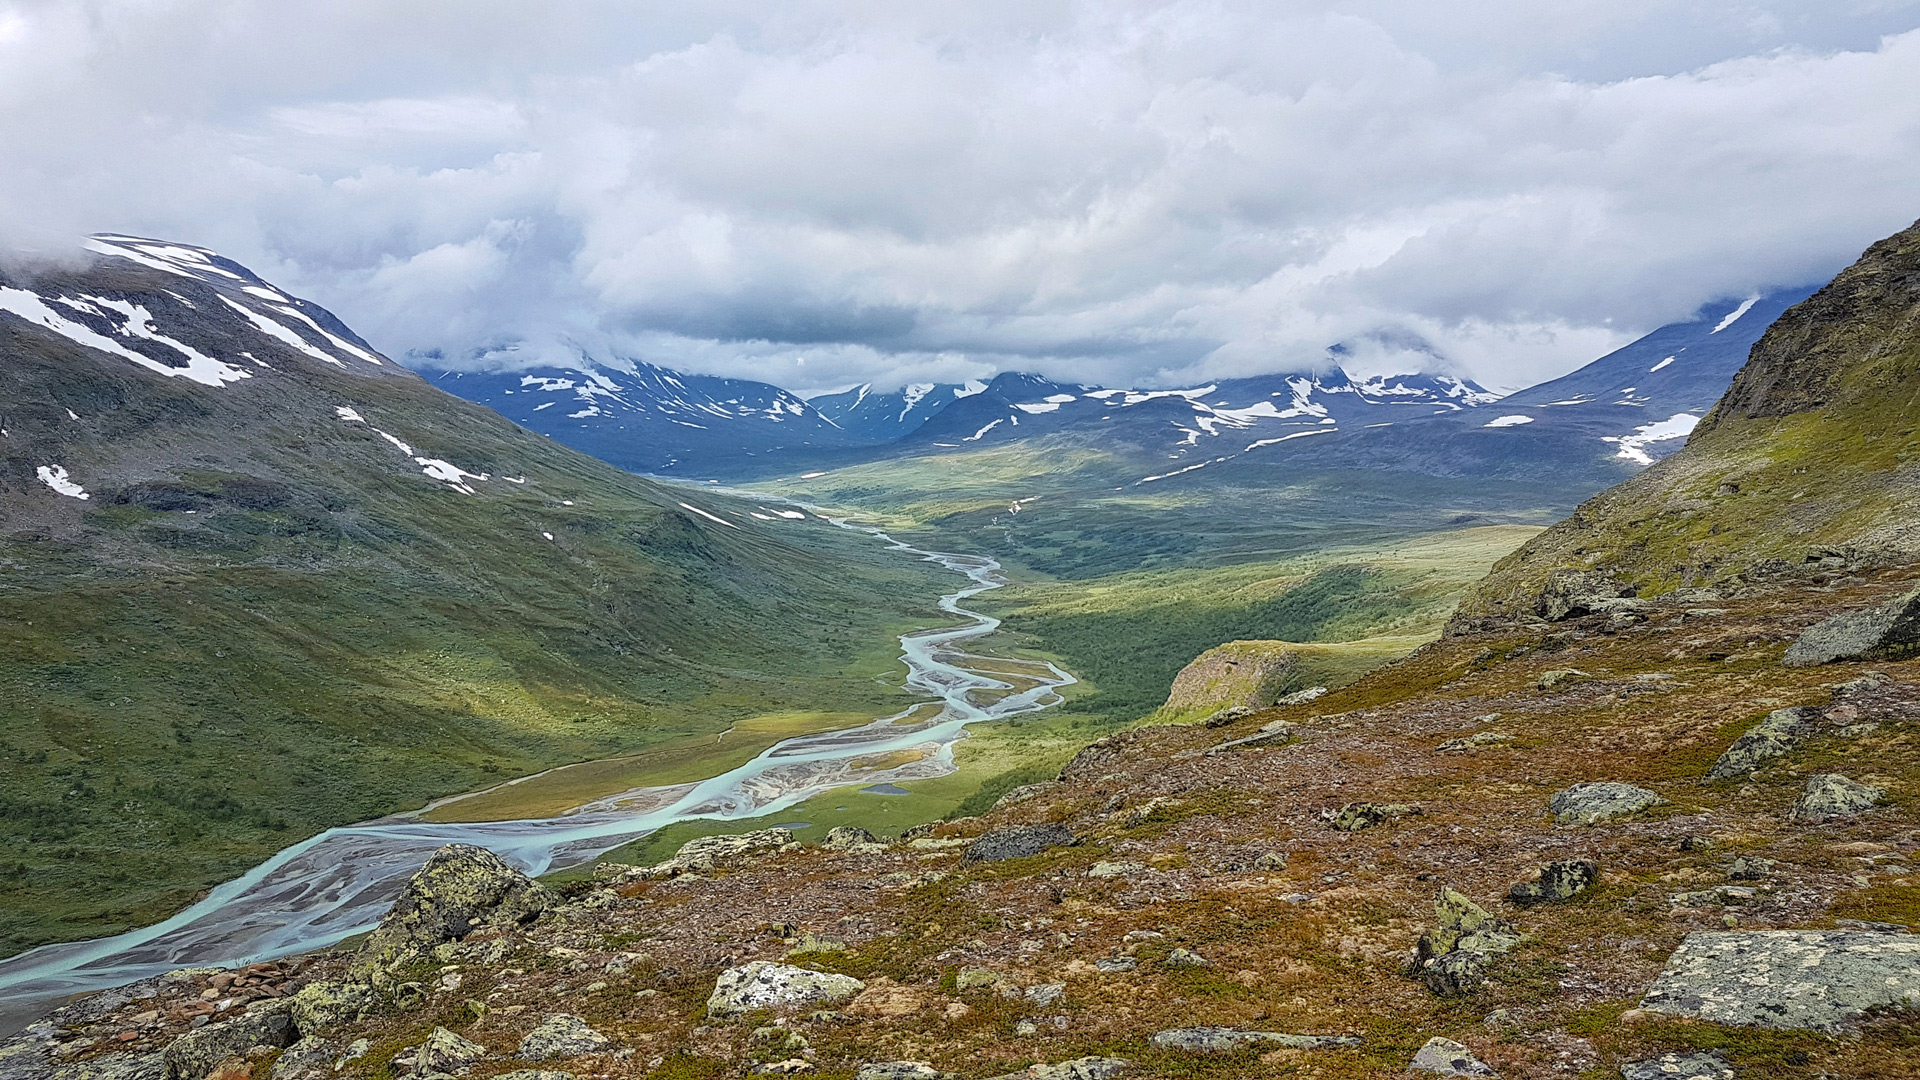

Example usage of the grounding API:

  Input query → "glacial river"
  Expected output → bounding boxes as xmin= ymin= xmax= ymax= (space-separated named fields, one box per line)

xmin=0 ymin=516 xmax=1075 ymax=1010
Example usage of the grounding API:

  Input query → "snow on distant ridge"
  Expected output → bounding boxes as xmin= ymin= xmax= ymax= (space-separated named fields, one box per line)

xmin=1604 ymin=412 xmax=1700 ymax=465
xmin=1711 ymin=296 xmax=1760 ymax=333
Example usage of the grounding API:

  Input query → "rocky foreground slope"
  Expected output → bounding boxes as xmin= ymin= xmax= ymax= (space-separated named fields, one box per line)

xmin=7 ymin=224 xmax=1920 ymax=1079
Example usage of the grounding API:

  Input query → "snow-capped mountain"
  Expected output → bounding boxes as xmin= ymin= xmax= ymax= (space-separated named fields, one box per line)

xmin=809 ymin=380 xmax=990 ymax=442
xmin=890 ymin=368 xmax=1502 ymax=459
xmin=415 ymin=359 xmax=857 ymax=474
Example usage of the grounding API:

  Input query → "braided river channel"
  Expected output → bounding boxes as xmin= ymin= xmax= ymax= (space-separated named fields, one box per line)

xmin=0 ymin=516 xmax=1076 ymax=1012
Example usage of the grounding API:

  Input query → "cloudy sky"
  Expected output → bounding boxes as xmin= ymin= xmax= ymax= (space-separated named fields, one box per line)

xmin=2 ymin=1 xmax=1918 ymax=394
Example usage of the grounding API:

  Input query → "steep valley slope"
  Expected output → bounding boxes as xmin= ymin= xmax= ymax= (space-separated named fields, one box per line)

xmin=9 ymin=230 xmax=1918 ymax=1075
xmin=0 ymin=238 xmax=955 ymax=957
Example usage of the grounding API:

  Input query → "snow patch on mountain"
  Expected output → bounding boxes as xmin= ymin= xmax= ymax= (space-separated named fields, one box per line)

xmin=1604 ymin=412 xmax=1700 ymax=465
xmin=0 ymin=286 xmax=252 ymax=386
xmin=36 ymin=465 xmax=89 ymax=499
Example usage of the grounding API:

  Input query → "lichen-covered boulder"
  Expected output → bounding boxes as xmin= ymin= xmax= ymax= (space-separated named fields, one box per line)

xmin=1783 ymin=587 xmax=1920 ymax=666
xmin=707 ymin=962 xmax=866 ymax=1017
xmin=1618 ymin=1051 xmax=1732 ymax=1080
xmin=1549 ymin=782 xmax=1664 ymax=826
xmin=267 ymin=1037 xmax=336 ymax=1080
xmin=1506 ymin=859 xmax=1598 ymax=906
xmin=1329 ymin=803 xmax=1420 ymax=831
xmin=44 ymin=1052 xmax=165 ymax=1080
xmin=964 ymin=823 xmax=1076 ymax=863
xmin=416 ymin=1028 xmax=486 ymax=1075
xmin=161 ymin=1004 xmax=296 ymax=1080
xmin=1707 ymin=707 xmax=1817 ymax=780
xmin=357 ymin=845 xmax=551 ymax=972
xmin=855 ymin=1064 xmax=951 ymax=1080
xmin=983 ymin=1059 xmax=1127 ymax=1080
xmin=1790 ymin=774 xmax=1883 ymax=822
xmin=1417 ymin=889 xmax=1521 ymax=995
xmin=1409 ymin=1037 xmax=1495 ymax=1077
xmin=632 ymin=829 xmax=796 ymax=879
xmin=515 ymin=1015 xmax=609 ymax=1061
xmin=819 ymin=826 xmax=879 ymax=850
xmin=1639 ymin=929 xmax=1920 ymax=1031
xmin=288 ymin=981 xmax=372 ymax=1036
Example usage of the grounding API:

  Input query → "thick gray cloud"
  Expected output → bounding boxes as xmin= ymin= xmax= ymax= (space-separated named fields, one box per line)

xmin=2 ymin=0 xmax=1917 ymax=393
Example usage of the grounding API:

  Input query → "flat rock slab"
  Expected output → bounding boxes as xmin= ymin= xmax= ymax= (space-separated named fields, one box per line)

xmin=708 ymin=962 xmax=866 ymax=1017
xmin=1790 ymin=774 xmax=1882 ymax=822
xmin=1639 ymin=930 xmax=1920 ymax=1031
xmin=1618 ymin=1051 xmax=1733 ymax=1080
xmin=1149 ymin=1027 xmax=1359 ymax=1052
xmin=983 ymin=1059 xmax=1126 ymax=1080
xmin=1550 ymin=782 xmax=1664 ymax=826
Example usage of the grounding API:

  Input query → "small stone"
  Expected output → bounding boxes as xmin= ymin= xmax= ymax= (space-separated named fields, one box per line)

xmin=1506 ymin=860 xmax=1598 ymax=906
xmin=1201 ymin=705 xmax=1256 ymax=728
xmin=1679 ymin=835 xmax=1712 ymax=852
xmin=1422 ymin=951 xmax=1492 ymax=996
xmin=515 ymin=1015 xmax=610 ymax=1060
xmin=964 ymin=824 xmax=1077 ymax=863
xmin=1253 ymin=851 xmax=1289 ymax=871
xmin=1549 ymin=782 xmax=1664 ymax=826
xmin=1014 ymin=1021 xmax=1039 ymax=1036
xmin=1164 ymin=947 xmax=1209 ymax=968
xmin=942 ymin=1002 xmax=970 ymax=1021
xmin=1023 ymin=983 xmax=1065 ymax=1007
xmin=464 ymin=1000 xmax=488 ymax=1020
xmin=1728 ymin=857 xmax=1774 ymax=881
xmin=1618 ymin=1050 xmax=1733 ymax=1080
xmin=1790 ymin=774 xmax=1883 ymax=822
xmin=984 ymin=1058 xmax=1127 ymax=1080
xmin=1094 ymin=957 xmax=1137 ymax=973
xmin=708 ymin=962 xmax=866 ymax=1017
xmin=495 ymin=1072 xmax=579 ymax=1080
xmin=1087 ymin=860 xmax=1146 ymax=879
xmin=953 ymin=967 xmax=1004 ymax=992
xmin=1410 ymin=1036 xmax=1495 ymax=1076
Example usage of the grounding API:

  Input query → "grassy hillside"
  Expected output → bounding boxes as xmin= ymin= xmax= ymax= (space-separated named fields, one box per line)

xmin=0 ymin=256 xmax=952 ymax=957
xmin=1459 ymin=217 xmax=1920 ymax=619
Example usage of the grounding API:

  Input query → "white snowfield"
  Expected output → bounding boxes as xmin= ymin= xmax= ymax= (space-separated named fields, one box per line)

xmin=1605 ymin=412 xmax=1700 ymax=465
xmin=1483 ymin=414 xmax=1535 ymax=428
xmin=0 ymin=287 xmax=251 ymax=387
xmin=677 ymin=501 xmax=739 ymax=528
xmin=1712 ymin=296 xmax=1760 ymax=333
xmin=36 ymin=465 xmax=89 ymax=499
xmin=335 ymin=405 xmax=492 ymax=494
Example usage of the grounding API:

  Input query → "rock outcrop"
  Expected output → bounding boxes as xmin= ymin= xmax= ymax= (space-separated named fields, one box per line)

xmin=1707 ymin=707 xmax=1817 ymax=779
xmin=1410 ymin=1037 xmax=1495 ymax=1077
xmin=625 ymin=829 xmax=798 ymax=880
xmin=1639 ymin=929 xmax=1920 ymax=1031
xmin=160 ymin=1005 xmax=297 ymax=1080
xmin=963 ymin=824 xmax=1076 ymax=863
xmin=1163 ymin=641 xmax=1302 ymax=713
xmin=1416 ymin=889 xmax=1522 ymax=995
xmin=1784 ymin=588 xmax=1920 ymax=666
xmin=356 ymin=844 xmax=551 ymax=972
xmin=1618 ymin=1051 xmax=1733 ymax=1080
xmin=1537 ymin=570 xmax=1632 ymax=621
xmin=1148 ymin=1028 xmax=1358 ymax=1051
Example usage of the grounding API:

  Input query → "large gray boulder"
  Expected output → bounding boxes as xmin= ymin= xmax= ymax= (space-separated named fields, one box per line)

xmin=357 ymin=844 xmax=551 ymax=971
xmin=707 ymin=961 xmax=865 ymax=1016
xmin=1707 ymin=708 xmax=1816 ymax=780
xmin=515 ymin=1015 xmax=609 ymax=1060
xmin=632 ymin=829 xmax=797 ymax=879
xmin=1410 ymin=1037 xmax=1495 ymax=1076
xmin=1538 ymin=570 xmax=1632 ymax=621
xmin=1150 ymin=1028 xmax=1358 ymax=1051
xmin=161 ymin=1004 xmax=297 ymax=1080
xmin=1790 ymin=774 xmax=1883 ymax=822
xmin=819 ymin=826 xmax=879 ymax=850
xmin=1549 ymin=782 xmax=1664 ymax=826
xmin=964 ymin=823 xmax=1076 ymax=863
xmin=1639 ymin=929 xmax=1920 ymax=1031
xmin=1783 ymin=587 xmax=1920 ymax=666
